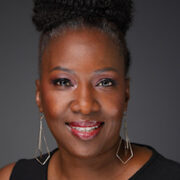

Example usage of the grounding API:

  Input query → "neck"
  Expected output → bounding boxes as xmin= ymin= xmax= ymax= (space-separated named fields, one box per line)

xmin=54 ymin=139 xmax=122 ymax=180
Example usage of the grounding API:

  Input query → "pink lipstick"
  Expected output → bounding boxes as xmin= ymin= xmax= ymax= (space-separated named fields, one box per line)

xmin=65 ymin=121 xmax=104 ymax=140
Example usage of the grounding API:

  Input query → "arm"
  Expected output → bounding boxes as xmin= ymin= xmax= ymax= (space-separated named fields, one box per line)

xmin=0 ymin=163 xmax=15 ymax=180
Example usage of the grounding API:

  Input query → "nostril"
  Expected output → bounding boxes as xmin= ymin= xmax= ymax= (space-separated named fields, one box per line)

xmin=70 ymin=97 xmax=101 ymax=115
xmin=70 ymin=100 xmax=81 ymax=113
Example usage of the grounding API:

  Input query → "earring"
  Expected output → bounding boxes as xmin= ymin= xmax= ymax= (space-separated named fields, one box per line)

xmin=35 ymin=114 xmax=50 ymax=165
xmin=116 ymin=112 xmax=133 ymax=164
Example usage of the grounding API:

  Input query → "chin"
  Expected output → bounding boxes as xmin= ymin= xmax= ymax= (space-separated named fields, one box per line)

xmin=56 ymin=137 xmax=106 ymax=159
xmin=70 ymin=146 xmax=103 ymax=159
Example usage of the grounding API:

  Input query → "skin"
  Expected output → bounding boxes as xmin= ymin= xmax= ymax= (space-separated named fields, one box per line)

xmin=0 ymin=27 xmax=152 ymax=180
xmin=37 ymin=27 xmax=128 ymax=159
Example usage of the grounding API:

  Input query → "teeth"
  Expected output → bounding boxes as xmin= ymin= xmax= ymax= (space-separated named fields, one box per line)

xmin=71 ymin=126 xmax=99 ymax=132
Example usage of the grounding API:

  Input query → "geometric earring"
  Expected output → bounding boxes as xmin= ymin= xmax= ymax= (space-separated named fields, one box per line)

xmin=116 ymin=112 xmax=134 ymax=164
xmin=35 ymin=114 xmax=50 ymax=165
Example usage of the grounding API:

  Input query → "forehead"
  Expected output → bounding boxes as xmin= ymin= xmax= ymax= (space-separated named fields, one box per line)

xmin=42 ymin=27 xmax=124 ymax=73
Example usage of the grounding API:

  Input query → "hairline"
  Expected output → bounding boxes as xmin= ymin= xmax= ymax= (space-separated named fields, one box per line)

xmin=38 ymin=19 xmax=130 ymax=78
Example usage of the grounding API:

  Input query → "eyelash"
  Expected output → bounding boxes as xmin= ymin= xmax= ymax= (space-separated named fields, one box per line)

xmin=52 ymin=78 xmax=73 ymax=87
xmin=52 ymin=78 xmax=116 ymax=88
xmin=96 ymin=78 xmax=116 ymax=87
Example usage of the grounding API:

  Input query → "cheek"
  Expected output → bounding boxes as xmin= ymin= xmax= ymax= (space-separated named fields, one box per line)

xmin=100 ymin=90 xmax=125 ymax=118
xmin=40 ymin=86 xmax=70 ymax=120
xmin=98 ymin=90 xmax=126 ymax=137
xmin=40 ymin=87 xmax=72 ymax=141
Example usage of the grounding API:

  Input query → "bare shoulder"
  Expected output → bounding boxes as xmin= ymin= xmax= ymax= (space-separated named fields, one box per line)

xmin=0 ymin=163 xmax=16 ymax=180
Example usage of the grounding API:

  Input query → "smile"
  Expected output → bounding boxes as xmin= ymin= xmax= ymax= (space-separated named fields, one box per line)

xmin=71 ymin=126 xmax=99 ymax=132
xmin=65 ymin=121 xmax=104 ymax=140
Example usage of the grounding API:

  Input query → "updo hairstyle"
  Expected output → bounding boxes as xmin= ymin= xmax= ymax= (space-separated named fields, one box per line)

xmin=32 ymin=0 xmax=134 ymax=77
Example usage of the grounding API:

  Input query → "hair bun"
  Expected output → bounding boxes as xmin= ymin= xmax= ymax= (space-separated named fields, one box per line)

xmin=32 ymin=0 xmax=134 ymax=34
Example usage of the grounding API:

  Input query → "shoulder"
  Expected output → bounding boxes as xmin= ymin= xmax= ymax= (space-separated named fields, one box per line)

xmin=0 ymin=158 xmax=45 ymax=180
xmin=131 ymin=143 xmax=180 ymax=179
xmin=154 ymin=154 xmax=180 ymax=176
xmin=143 ymin=154 xmax=180 ymax=179
xmin=0 ymin=163 xmax=16 ymax=180
xmin=0 ymin=149 xmax=58 ymax=180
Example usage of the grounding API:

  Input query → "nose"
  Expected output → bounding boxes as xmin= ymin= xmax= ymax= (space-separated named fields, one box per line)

xmin=70 ymin=83 xmax=100 ymax=115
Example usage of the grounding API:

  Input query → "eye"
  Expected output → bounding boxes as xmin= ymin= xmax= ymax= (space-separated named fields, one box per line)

xmin=96 ymin=78 xmax=115 ymax=87
xmin=52 ymin=78 xmax=73 ymax=87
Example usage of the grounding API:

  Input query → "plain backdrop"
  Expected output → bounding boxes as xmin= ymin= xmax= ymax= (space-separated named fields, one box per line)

xmin=0 ymin=1 xmax=180 ymax=167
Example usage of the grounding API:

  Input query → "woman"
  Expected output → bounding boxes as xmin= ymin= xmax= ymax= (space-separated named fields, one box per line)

xmin=0 ymin=0 xmax=180 ymax=179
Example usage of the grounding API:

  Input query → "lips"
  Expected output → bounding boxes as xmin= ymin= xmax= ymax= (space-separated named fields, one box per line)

xmin=65 ymin=121 xmax=104 ymax=141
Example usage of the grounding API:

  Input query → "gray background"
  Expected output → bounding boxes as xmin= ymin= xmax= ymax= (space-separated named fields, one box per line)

xmin=0 ymin=1 xmax=179 ymax=168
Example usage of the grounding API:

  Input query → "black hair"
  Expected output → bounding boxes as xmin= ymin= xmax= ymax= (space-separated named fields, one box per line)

xmin=32 ymin=0 xmax=134 ymax=77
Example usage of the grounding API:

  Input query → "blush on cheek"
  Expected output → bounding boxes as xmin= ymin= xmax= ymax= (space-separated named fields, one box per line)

xmin=41 ymin=93 xmax=60 ymax=119
xmin=104 ymin=98 xmax=125 ymax=117
xmin=109 ymin=106 xmax=122 ymax=117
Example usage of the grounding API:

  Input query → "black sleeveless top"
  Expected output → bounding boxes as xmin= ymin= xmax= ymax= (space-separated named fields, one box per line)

xmin=10 ymin=143 xmax=180 ymax=180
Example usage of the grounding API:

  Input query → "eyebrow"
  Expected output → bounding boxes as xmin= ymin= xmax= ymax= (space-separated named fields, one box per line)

xmin=94 ymin=67 xmax=119 ymax=74
xmin=49 ymin=66 xmax=119 ymax=74
xmin=49 ymin=66 xmax=75 ymax=74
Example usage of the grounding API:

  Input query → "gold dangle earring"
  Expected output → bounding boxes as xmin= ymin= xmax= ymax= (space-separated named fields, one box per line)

xmin=116 ymin=112 xmax=133 ymax=164
xmin=35 ymin=114 xmax=50 ymax=165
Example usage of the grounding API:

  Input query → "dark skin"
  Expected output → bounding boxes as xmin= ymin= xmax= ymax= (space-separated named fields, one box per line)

xmin=0 ymin=27 xmax=152 ymax=180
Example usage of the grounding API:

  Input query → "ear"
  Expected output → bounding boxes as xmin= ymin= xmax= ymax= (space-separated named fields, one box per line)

xmin=35 ymin=79 xmax=43 ymax=113
xmin=124 ymin=78 xmax=130 ymax=112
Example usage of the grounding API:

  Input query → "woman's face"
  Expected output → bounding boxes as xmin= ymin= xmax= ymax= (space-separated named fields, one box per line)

xmin=36 ymin=27 xmax=130 ymax=158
